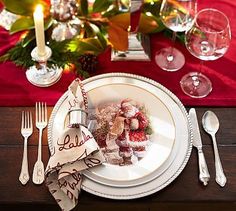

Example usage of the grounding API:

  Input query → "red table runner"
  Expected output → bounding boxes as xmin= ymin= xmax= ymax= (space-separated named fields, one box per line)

xmin=0 ymin=0 xmax=236 ymax=107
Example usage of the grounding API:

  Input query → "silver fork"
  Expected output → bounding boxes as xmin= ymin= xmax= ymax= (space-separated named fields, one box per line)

xmin=32 ymin=102 xmax=47 ymax=184
xmin=19 ymin=111 xmax=33 ymax=185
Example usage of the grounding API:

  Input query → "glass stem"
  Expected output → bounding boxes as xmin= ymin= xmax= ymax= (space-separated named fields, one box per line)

xmin=193 ymin=61 xmax=205 ymax=88
xmin=171 ymin=31 xmax=177 ymax=43
xmin=167 ymin=31 xmax=177 ymax=62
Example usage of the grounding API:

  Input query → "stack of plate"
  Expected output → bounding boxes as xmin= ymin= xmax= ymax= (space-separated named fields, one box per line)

xmin=48 ymin=73 xmax=192 ymax=199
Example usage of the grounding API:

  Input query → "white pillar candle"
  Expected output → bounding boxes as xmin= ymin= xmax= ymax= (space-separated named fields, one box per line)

xmin=33 ymin=5 xmax=46 ymax=57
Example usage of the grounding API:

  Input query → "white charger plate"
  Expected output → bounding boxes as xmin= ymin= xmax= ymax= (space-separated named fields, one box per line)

xmin=48 ymin=73 xmax=192 ymax=199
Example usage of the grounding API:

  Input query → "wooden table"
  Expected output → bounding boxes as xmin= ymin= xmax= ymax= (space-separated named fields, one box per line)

xmin=0 ymin=106 xmax=235 ymax=211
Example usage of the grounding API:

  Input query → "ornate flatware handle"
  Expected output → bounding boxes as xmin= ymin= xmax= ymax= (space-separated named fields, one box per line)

xmin=212 ymin=135 xmax=227 ymax=187
xmin=197 ymin=147 xmax=210 ymax=186
xmin=32 ymin=160 xmax=45 ymax=185
xmin=19 ymin=137 xmax=29 ymax=185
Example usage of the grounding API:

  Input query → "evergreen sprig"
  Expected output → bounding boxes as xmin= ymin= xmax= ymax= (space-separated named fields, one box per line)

xmin=48 ymin=39 xmax=90 ymax=78
xmin=0 ymin=41 xmax=34 ymax=68
xmin=0 ymin=38 xmax=91 ymax=78
xmin=48 ymin=39 xmax=80 ymax=67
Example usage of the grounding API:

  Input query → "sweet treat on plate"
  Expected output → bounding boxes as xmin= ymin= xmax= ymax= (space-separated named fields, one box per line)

xmin=91 ymin=99 xmax=152 ymax=166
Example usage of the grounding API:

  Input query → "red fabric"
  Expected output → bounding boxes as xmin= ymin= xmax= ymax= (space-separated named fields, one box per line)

xmin=0 ymin=0 xmax=236 ymax=107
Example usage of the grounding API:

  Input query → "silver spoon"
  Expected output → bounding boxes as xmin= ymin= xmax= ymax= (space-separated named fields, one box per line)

xmin=202 ymin=111 xmax=226 ymax=187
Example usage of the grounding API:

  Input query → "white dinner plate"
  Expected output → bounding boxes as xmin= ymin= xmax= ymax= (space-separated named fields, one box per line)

xmin=48 ymin=73 xmax=192 ymax=199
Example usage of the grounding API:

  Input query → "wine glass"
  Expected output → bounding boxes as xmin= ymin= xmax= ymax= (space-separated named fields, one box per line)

xmin=180 ymin=8 xmax=231 ymax=98
xmin=155 ymin=0 xmax=197 ymax=71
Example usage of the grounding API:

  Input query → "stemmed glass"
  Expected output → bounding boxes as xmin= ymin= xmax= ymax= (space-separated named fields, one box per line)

xmin=180 ymin=8 xmax=231 ymax=98
xmin=155 ymin=0 xmax=197 ymax=71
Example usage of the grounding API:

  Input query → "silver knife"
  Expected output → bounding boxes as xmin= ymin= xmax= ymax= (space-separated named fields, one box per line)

xmin=189 ymin=108 xmax=210 ymax=186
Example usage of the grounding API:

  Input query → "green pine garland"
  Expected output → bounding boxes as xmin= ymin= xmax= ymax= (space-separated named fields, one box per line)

xmin=0 ymin=41 xmax=35 ymax=68
xmin=0 ymin=38 xmax=91 ymax=78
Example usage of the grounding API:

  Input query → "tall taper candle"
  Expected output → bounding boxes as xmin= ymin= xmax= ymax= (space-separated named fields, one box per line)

xmin=33 ymin=5 xmax=46 ymax=57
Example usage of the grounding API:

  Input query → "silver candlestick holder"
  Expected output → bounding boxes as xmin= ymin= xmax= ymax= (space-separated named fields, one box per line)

xmin=26 ymin=46 xmax=63 ymax=87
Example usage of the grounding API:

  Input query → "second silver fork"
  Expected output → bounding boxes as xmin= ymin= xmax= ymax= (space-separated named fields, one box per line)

xmin=33 ymin=102 xmax=47 ymax=184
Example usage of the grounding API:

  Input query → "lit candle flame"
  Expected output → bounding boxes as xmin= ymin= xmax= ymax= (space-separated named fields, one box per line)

xmin=34 ymin=5 xmax=43 ymax=18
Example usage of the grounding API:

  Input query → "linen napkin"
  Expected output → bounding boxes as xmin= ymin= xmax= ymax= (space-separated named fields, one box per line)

xmin=45 ymin=79 xmax=105 ymax=211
